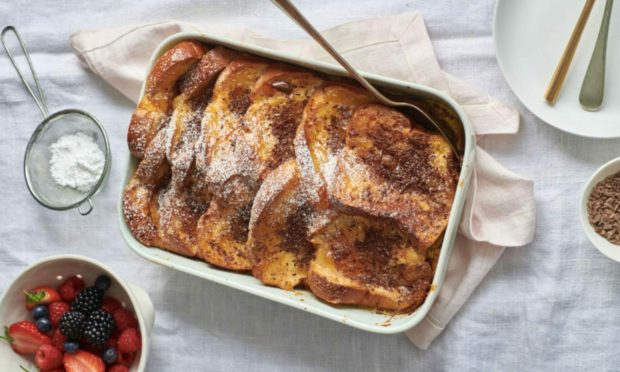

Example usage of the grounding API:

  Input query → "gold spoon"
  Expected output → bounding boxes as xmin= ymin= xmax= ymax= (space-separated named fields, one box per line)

xmin=544 ymin=0 xmax=597 ymax=104
xmin=579 ymin=0 xmax=614 ymax=111
xmin=271 ymin=0 xmax=461 ymax=161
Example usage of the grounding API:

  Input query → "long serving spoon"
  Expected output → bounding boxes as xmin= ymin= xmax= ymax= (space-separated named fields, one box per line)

xmin=270 ymin=0 xmax=461 ymax=162
xmin=580 ymin=0 xmax=614 ymax=111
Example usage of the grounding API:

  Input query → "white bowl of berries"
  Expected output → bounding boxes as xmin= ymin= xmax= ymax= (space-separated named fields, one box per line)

xmin=0 ymin=254 xmax=154 ymax=372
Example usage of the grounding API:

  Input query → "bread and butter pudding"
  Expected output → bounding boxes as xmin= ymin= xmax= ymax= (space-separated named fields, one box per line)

xmin=123 ymin=40 xmax=460 ymax=312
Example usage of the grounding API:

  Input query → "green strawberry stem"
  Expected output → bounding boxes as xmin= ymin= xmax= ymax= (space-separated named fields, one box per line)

xmin=23 ymin=290 xmax=45 ymax=304
xmin=0 ymin=326 xmax=12 ymax=344
xmin=19 ymin=366 xmax=31 ymax=372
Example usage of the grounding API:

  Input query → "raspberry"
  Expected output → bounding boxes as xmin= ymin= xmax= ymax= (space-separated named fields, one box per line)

xmin=101 ymin=297 xmax=122 ymax=314
xmin=108 ymin=364 xmax=129 ymax=372
xmin=51 ymin=328 xmax=67 ymax=350
xmin=117 ymin=328 xmax=141 ymax=353
xmin=35 ymin=344 xmax=63 ymax=370
xmin=58 ymin=276 xmax=85 ymax=302
xmin=112 ymin=308 xmax=137 ymax=331
xmin=49 ymin=301 xmax=70 ymax=327
xmin=115 ymin=351 xmax=136 ymax=367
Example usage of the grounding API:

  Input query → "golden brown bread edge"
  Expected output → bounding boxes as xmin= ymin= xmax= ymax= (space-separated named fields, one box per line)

xmin=127 ymin=40 xmax=206 ymax=159
xmin=124 ymin=40 xmax=460 ymax=312
xmin=330 ymin=104 xmax=459 ymax=252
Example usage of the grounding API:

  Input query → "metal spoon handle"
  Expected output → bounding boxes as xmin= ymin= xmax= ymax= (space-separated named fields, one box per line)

xmin=580 ymin=0 xmax=614 ymax=111
xmin=271 ymin=0 xmax=392 ymax=106
xmin=1 ymin=26 xmax=49 ymax=118
xmin=271 ymin=0 xmax=461 ymax=160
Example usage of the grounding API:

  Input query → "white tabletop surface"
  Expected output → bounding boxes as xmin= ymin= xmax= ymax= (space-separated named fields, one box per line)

xmin=1 ymin=1 xmax=619 ymax=370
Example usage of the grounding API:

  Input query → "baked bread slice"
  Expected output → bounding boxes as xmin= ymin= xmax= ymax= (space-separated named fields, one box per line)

xmin=248 ymin=160 xmax=315 ymax=290
xmin=196 ymin=176 xmax=257 ymax=270
xmin=197 ymin=56 xmax=270 ymax=181
xmin=198 ymin=63 xmax=322 ymax=271
xmin=128 ymin=41 xmax=206 ymax=158
xmin=241 ymin=64 xmax=324 ymax=181
xmin=194 ymin=57 xmax=269 ymax=270
xmin=294 ymin=82 xmax=376 ymax=207
xmin=123 ymin=129 xmax=170 ymax=247
xmin=331 ymin=104 xmax=459 ymax=251
xmin=306 ymin=213 xmax=433 ymax=311
xmin=165 ymin=47 xmax=239 ymax=184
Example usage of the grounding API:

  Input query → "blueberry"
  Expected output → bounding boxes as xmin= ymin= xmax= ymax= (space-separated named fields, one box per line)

xmin=35 ymin=317 xmax=52 ymax=333
xmin=94 ymin=275 xmax=112 ymax=291
xmin=32 ymin=304 xmax=48 ymax=320
xmin=64 ymin=341 xmax=79 ymax=353
xmin=102 ymin=346 xmax=118 ymax=364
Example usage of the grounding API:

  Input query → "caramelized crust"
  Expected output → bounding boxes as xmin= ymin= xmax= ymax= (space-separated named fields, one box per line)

xmin=128 ymin=41 xmax=206 ymax=158
xmin=294 ymin=82 xmax=376 ymax=206
xmin=123 ymin=129 xmax=169 ymax=247
xmin=196 ymin=176 xmax=256 ymax=270
xmin=198 ymin=57 xmax=270 ymax=182
xmin=242 ymin=65 xmax=323 ymax=181
xmin=248 ymin=160 xmax=315 ymax=290
xmin=331 ymin=104 xmax=459 ymax=250
xmin=307 ymin=213 xmax=433 ymax=311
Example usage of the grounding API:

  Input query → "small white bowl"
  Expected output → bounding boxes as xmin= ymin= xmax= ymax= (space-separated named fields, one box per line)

xmin=580 ymin=157 xmax=620 ymax=262
xmin=0 ymin=255 xmax=154 ymax=371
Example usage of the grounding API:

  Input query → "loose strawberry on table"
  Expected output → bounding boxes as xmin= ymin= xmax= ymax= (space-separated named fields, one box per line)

xmin=0 ymin=321 xmax=51 ymax=355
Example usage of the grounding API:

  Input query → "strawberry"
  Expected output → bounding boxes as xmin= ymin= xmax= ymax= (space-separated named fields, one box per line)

xmin=117 ymin=328 xmax=141 ymax=353
xmin=108 ymin=365 xmax=129 ymax=372
xmin=0 ymin=321 xmax=52 ymax=355
xmin=49 ymin=302 xmax=70 ymax=327
xmin=24 ymin=287 xmax=61 ymax=310
xmin=112 ymin=308 xmax=137 ymax=332
xmin=40 ymin=368 xmax=65 ymax=372
xmin=35 ymin=344 xmax=63 ymax=370
xmin=51 ymin=328 xmax=67 ymax=350
xmin=63 ymin=350 xmax=105 ymax=372
xmin=115 ymin=351 xmax=136 ymax=367
xmin=101 ymin=297 xmax=122 ymax=314
xmin=58 ymin=276 xmax=85 ymax=302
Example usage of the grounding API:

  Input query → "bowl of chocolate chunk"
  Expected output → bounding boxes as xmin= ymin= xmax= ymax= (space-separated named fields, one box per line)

xmin=580 ymin=157 xmax=620 ymax=262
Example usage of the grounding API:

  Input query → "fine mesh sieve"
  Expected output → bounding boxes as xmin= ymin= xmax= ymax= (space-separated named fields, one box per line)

xmin=2 ymin=26 xmax=111 ymax=215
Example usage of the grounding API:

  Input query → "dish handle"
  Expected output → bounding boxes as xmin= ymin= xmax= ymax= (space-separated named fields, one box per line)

xmin=127 ymin=283 xmax=155 ymax=335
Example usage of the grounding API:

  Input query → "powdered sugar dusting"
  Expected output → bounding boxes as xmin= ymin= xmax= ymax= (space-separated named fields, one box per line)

xmin=49 ymin=132 xmax=105 ymax=192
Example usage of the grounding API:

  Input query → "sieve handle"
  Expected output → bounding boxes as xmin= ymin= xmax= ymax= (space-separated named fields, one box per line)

xmin=1 ymin=25 xmax=49 ymax=118
xmin=77 ymin=198 xmax=93 ymax=216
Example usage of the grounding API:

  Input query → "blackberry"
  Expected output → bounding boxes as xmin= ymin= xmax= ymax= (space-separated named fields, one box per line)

xmin=59 ymin=311 xmax=86 ymax=340
xmin=71 ymin=287 xmax=103 ymax=315
xmin=82 ymin=309 xmax=116 ymax=346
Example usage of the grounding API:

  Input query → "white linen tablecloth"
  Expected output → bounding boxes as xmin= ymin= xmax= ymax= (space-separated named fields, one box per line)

xmin=0 ymin=0 xmax=619 ymax=370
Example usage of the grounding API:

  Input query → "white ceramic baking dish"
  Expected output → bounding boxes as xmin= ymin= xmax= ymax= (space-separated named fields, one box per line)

xmin=118 ymin=32 xmax=476 ymax=334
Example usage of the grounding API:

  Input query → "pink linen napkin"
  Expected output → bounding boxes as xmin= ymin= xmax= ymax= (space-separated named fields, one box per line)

xmin=70 ymin=13 xmax=536 ymax=349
